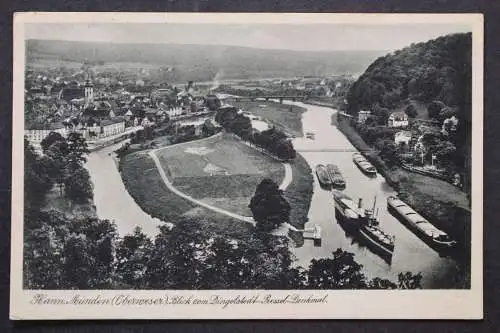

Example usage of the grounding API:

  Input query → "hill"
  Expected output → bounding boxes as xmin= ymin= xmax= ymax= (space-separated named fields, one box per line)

xmin=26 ymin=39 xmax=384 ymax=82
xmin=346 ymin=33 xmax=472 ymax=120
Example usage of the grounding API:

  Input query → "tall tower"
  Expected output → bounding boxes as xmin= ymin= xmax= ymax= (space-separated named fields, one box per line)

xmin=84 ymin=79 xmax=94 ymax=105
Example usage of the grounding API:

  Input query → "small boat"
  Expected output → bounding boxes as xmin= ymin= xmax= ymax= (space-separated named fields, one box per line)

xmin=326 ymin=164 xmax=346 ymax=189
xmin=333 ymin=191 xmax=395 ymax=260
xmin=315 ymin=164 xmax=332 ymax=188
xmin=306 ymin=132 xmax=316 ymax=139
xmin=352 ymin=153 xmax=377 ymax=176
xmin=387 ymin=196 xmax=456 ymax=250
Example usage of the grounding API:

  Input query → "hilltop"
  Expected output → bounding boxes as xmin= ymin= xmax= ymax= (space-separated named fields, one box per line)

xmin=26 ymin=39 xmax=384 ymax=82
xmin=346 ymin=32 xmax=472 ymax=121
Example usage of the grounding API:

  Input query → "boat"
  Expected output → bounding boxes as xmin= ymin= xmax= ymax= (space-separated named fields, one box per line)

xmin=333 ymin=191 xmax=395 ymax=260
xmin=326 ymin=164 xmax=346 ymax=189
xmin=387 ymin=196 xmax=456 ymax=250
xmin=352 ymin=153 xmax=377 ymax=176
xmin=306 ymin=132 xmax=316 ymax=139
xmin=315 ymin=164 xmax=332 ymax=188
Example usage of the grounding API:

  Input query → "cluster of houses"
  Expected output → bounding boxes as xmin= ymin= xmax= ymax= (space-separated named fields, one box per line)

xmin=356 ymin=106 xmax=459 ymax=170
xmin=25 ymin=69 xmax=221 ymax=150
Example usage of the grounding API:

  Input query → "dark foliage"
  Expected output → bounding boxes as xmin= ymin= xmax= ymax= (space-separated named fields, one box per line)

xmin=249 ymin=178 xmax=291 ymax=232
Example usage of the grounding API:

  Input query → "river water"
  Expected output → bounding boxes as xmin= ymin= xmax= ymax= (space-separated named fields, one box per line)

xmin=288 ymin=101 xmax=459 ymax=288
xmin=86 ymin=143 xmax=165 ymax=238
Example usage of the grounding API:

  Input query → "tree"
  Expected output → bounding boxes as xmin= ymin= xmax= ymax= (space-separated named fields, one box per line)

xmin=64 ymin=167 xmax=93 ymax=203
xmin=379 ymin=140 xmax=399 ymax=166
xmin=202 ymin=119 xmax=217 ymax=137
xmin=404 ymin=104 xmax=418 ymax=118
xmin=40 ymin=131 xmax=66 ymax=153
xmin=63 ymin=218 xmax=118 ymax=289
xmin=66 ymin=132 xmax=89 ymax=167
xmin=24 ymin=138 xmax=53 ymax=214
xmin=231 ymin=114 xmax=252 ymax=140
xmin=249 ymin=179 xmax=291 ymax=232
xmin=307 ymin=249 xmax=367 ymax=289
xmin=116 ymin=227 xmax=153 ymax=289
xmin=427 ymin=100 xmax=445 ymax=119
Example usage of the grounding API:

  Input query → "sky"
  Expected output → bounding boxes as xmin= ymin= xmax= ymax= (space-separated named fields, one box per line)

xmin=25 ymin=23 xmax=472 ymax=52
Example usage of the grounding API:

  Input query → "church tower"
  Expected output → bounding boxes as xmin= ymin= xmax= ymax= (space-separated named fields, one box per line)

xmin=84 ymin=70 xmax=94 ymax=105
xmin=84 ymin=80 xmax=94 ymax=103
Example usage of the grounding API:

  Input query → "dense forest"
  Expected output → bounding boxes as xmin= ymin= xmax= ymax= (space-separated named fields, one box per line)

xmin=347 ymin=32 xmax=471 ymax=116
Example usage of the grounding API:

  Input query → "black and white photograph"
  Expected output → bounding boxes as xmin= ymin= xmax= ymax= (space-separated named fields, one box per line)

xmin=10 ymin=13 xmax=483 ymax=319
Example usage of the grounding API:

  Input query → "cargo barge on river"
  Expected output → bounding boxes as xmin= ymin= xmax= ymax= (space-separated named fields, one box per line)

xmin=333 ymin=191 xmax=395 ymax=262
xmin=315 ymin=164 xmax=333 ymax=188
xmin=387 ymin=196 xmax=456 ymax=251
xmin=326 ymin=164 xmax=346 ymax=189
xmin=352 ymin=153 xmax=377 ymax=176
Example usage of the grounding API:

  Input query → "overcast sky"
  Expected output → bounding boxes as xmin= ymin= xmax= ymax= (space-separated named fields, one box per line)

xmin=25 ymin=23 xmax=471 ymax=52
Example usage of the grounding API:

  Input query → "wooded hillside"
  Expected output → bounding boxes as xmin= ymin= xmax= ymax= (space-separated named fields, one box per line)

xmin=347 ymin=32 xmax=472 ymax=121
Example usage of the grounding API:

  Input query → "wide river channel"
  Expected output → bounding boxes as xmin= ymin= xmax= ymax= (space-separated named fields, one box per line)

xmin=289 ymin=101 xmax=459 ymax=288
xmin=86 ymin=101 xmax=460 ymax=288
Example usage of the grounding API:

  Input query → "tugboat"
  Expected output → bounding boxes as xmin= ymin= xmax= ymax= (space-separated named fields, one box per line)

xmin=352 ymin=153 xmax=377 ymax=176
xmin=326 ymin=164 xmax=346 ymax=189
xmin=334 ymin=191 xmax=395 ymax=261
xmin=315 ymin=164 xmax=333 ymax=188
xmin=387 ymin=196 xmax=456 ymax=251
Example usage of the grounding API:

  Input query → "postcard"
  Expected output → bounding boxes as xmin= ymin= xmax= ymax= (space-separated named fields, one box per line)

xmin=10 ymin=12 xmax=483 ymax=319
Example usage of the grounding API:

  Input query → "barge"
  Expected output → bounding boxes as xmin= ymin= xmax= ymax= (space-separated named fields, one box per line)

xmin=352 ymin=153 xmax=377 ymax=176
xmin=387 ymin=196 xmax=456 ymax=251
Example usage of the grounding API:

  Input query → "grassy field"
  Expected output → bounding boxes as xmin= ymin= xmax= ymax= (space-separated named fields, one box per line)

xmin=156 ymin=134 xmax=285 ymax=217
xmin=230 ymin=101 xmax=307 ymax=137
xmin=119 ymin=151 xmax=253 ymax=237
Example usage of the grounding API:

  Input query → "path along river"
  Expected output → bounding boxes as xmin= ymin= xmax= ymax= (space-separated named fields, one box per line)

xmin=86 ymin=101 xmax=459 ymax=288
xmin=288 ymin=101 xmax=459 ymax=288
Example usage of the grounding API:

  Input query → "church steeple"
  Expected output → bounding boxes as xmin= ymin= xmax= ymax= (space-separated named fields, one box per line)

xmin=84 ymin=69 xmax=94 ymax=105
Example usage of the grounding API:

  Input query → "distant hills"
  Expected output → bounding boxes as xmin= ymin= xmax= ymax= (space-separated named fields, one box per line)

xmin=26 ymin=39 xmax=385 ymax=82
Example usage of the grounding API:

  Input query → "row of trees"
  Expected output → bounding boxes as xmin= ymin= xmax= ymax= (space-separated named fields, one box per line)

xmin=215 ymin=107 xmax=296 ymax=160
xmin=24 ymin=212 xmax=422 ymax=290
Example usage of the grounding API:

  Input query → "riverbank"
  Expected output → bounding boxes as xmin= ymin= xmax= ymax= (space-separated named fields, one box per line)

xmin=283 ymin=153 xmax=314 ymax=246
xmin=336 ymin=116 xmax=471 ymax=280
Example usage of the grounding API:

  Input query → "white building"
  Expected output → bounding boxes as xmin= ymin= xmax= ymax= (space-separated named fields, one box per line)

xmin=388 ymin=112 xmax=409 ymax=128
xmin=25 ymin=124 xmax=69 ymax=151
xmin=394 ymin=131 xmax=412 ymax=146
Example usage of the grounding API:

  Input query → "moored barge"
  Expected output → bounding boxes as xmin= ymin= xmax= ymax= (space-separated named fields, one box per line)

xmin=387 ymin=196 xmax=456 ymax=251
xmin=352 ymin=153 xmax=377 ymax=176
xmin=315 ymin=164 xmax=333 ymax=188
xmin=326 ymin=164 xmax=346 ymax=189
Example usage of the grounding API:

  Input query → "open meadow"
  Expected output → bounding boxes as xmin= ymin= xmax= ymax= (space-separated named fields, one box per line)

xmin=155 ymin=134 xmax=285 ymax=216
xmin=119 ymin=150 xmax=254 ymax=237
xmin=230 ymin=101 xmax=306 ymax=137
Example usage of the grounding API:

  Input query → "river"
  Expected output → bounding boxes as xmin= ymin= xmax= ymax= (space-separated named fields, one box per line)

xmin=288 ymin=101 xmax=459 ymax=288
xmin=86 ymin=143 xmax=166 ymax=238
